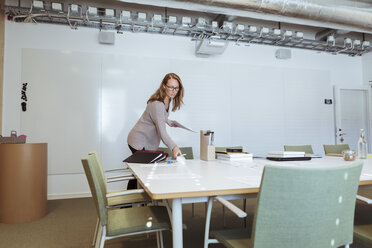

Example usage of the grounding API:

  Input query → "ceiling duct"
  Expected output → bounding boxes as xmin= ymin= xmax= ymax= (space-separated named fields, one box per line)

xmin=119 ymin=0 xmax=372 ymax=34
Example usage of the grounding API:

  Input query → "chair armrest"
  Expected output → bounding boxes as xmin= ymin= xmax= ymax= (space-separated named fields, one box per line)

xmin=356 ymin=194 xmax=372 ymax=204
xmin=105 ymin=168 xmax=131 ymax=173
xmin=107 ymin=174 xmax=133 ymax=180
xmin=107 ymin=176 xmax=135 ymax=183
xmin=216 ymin=197 xmax=247 ymax=218
xmin=107 ymin=189 xmax=145 ymax=198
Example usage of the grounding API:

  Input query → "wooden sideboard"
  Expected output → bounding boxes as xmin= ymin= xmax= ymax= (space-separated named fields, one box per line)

xmin=0 ymin=143 xmax=47 ymax=223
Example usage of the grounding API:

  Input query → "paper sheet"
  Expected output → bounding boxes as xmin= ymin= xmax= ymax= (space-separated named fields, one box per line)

xmin=169 ymin=120 xmax=197 ymax=133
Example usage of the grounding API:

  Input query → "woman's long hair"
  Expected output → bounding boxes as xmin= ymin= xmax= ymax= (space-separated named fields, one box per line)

xmin=147 ymin=73 xmax=184 ymax=112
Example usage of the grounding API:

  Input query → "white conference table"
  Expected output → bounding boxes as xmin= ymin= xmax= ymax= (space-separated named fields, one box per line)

xmin=127 ymin=157 xmax=372 ymax=248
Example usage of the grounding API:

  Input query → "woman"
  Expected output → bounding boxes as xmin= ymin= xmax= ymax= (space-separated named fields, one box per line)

xmin=127 ymin=72 xmax=184 ymax=159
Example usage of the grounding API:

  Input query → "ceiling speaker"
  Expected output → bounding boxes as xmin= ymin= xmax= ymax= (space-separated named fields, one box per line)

xmin=98 ymin=31 xmax=115 ymax=45
xmin=275 ymin=49 xmax=291 ymax=59
xmin=195 ymin=39 xmax=228 ymax=56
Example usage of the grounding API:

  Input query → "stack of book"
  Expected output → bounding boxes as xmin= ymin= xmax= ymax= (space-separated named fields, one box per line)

xmin=216 ymin=151 xmax=253 ymax=161
xmin=266 ymin=151 xmax=311 ymax=161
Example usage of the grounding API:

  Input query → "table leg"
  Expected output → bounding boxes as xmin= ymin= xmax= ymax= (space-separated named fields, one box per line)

xmin=172 ymin=198 xmax=183 ymax=248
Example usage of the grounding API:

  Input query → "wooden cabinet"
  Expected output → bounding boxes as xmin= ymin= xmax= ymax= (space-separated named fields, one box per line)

xmin=0 ymin=143 xmax=47 ymax=223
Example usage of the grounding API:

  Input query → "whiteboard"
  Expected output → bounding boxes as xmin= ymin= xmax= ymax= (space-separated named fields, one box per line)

xmin=21 ymin=48 xmax=333 ymax=174
xmin=21 ymin=49 xmax=101 ymax=174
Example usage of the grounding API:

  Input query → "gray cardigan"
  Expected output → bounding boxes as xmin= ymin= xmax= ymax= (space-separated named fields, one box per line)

xmin=127 ymin=101 xmax=177 ymax=151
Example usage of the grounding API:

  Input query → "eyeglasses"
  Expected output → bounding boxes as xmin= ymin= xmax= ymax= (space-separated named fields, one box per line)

xmin=166 ymin=85 xmax=180 ymax=91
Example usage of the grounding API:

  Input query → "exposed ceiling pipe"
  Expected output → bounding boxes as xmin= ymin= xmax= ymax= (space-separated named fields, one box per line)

xmin=118 ymin=0 xmax=372 ymax=34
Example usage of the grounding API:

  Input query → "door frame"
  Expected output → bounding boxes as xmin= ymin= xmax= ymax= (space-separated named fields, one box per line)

xmin=333 ymin=85 xmax=372 ymax=151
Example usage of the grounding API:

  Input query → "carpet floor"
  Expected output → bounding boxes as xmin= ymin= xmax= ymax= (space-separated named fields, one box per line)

xmin=0 ymin=196 xmax=370 ymax=248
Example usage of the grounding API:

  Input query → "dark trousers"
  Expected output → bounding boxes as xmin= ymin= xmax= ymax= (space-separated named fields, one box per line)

xmin=127 ymin=144 xmax=144 ymax=189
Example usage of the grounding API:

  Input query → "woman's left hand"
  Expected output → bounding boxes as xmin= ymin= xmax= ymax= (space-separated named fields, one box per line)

xmin=172 ymin=146 xmax=182 ymax=158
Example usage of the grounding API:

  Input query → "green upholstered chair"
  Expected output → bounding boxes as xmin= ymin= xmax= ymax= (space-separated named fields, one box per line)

xmin=87 ymin=152 xmax=151 ymax=246
xmin=158 ymin=147 xmax=194 ymax=159
xmin=82 ymin=153 xmax=171 ymax=248
xmin=204 ymin=161 xmax=363 ymax=248
xmin=284 ymin=145 xmax=314 ymax=154
xmin=323 ymin=144 xmax=350 ymax=155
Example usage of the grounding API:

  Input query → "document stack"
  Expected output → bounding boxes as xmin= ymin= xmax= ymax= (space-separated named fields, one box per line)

xmin=266 ymin=151 xmax=311 ymax=161
xmin=267 ymin=151 xmax=305 ymax=158
xmin=216 ymin=151 xmax=253 ymax=161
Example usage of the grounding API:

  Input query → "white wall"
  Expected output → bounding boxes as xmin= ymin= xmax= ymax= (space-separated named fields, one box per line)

xmin=362 ymin=52 xmax=372 ymax=85
xmin=3 ymin=20 xmax=364 ymax=199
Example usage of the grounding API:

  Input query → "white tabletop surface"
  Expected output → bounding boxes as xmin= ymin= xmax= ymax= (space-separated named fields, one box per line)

xmin=128 ymin=157 xmax=372 ymax=200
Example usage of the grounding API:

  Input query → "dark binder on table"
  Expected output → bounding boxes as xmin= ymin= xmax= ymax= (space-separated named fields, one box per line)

xmin=266 ymin=156 xmax=312 ymax=161
xmin=123 ymin=150 xmax=169 ymax=163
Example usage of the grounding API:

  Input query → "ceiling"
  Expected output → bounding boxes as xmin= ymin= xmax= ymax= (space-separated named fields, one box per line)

xmin=3 ymin=0 xmax=372 ymax=56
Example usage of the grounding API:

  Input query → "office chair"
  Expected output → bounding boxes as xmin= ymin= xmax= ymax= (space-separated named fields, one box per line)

xmin=323 ymin=144 xmax=350 ymax=155
xmin=158 ymin=146 xmax=194 ymax=159
xmin=83 ymin=152 xmax=166 ymax=248
xmin=204 ymin=161 xmax=363 ymax=248
xmin=284 ymin=145 xmax=314 ymax=154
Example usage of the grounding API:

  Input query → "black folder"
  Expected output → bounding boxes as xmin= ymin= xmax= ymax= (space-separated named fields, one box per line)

xmin=123 ymin=151 xmax=164 ymax=163
xmin=266 ymin=156 xmax=312 ymax=161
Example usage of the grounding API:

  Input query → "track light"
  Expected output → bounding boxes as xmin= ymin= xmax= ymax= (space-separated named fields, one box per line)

xmin=344 ymin=38 xmax=352 ymax=48
xmin=222 ymin=21 xmax=233 ymax=33
xmin=137 ymin=12 xmax=147 ymax=21
xmin=327 ymin=35 xmax=335 ymax=46
xmin=121 ymin=10 xmax=131 ymax=20
xmin=236 ymin=24 xmax=245 ymax=33
xmin=211 ymin=21 xmax=218 ymax=30
xmin=70 ymin=4 xmax=79 ymax=13
xmin=284 ymin=30 xmax=292 ymax=38
xmin=105 ymin=9 xmax=115 ymax=18
xmin=87 ymin=7 xmax=97 ymax=16
xmin=153 ymin=14 xmax=162 ymax=23
xmin=353 ymin=40 xmax=361 ymax=47
xmin=197 ymin=18 xmax=206 ymax=25
xmin=33 ymin=1 xmax=44 ymax=9
xmin=51 ymin=2 xmax=62 ymax=12
xmin=196 ymin=18 xmax=207 ymax=28
xmin=362 ymin=41 xmax=370 ymax=48
xmin=295 ymin=32 xmax=303 ymax=39
xmin=182 ymin=17 xmax=191 ymax=26
xmin=168 ymin=16 xmax=177 ymax=24
xmin=248 ymin=26 xmax=257 ymax=33
xmin=260 ymin=27 xmax=269 ymax=37
xmin=273 ymin=29 xmax=281 ymax=36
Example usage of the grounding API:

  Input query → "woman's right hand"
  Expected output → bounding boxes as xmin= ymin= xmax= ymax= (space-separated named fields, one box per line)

xmin=166 ymin=119 xmax=179 ymax=127
xmin=172 ymin=146 xmax=182 ymax=158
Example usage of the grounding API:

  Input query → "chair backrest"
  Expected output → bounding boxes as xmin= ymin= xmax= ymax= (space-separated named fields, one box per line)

xmin=81 ymin=154 xmax=109 ymax=226
xmin=158 ymin=147 xmax=194 ymax=159
xmin=251 ymin=161 xmax=363 ymax=248
xmin=88 ymin=151 xmax=108 ymax=192
xmin=284 ymin=145 xmax=314 ymax=154
xmin=324 ymin=144 xmax=350 ymax=154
